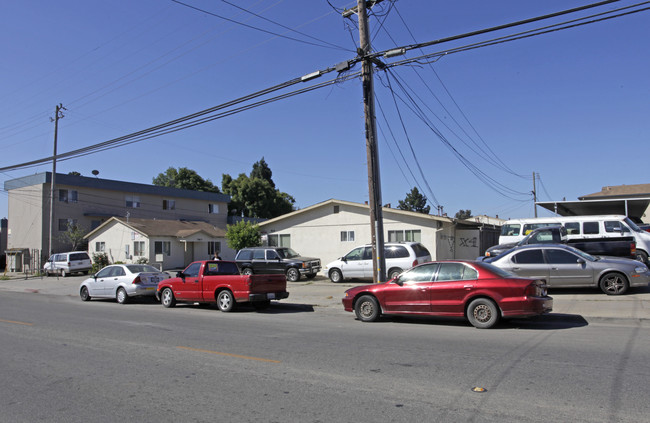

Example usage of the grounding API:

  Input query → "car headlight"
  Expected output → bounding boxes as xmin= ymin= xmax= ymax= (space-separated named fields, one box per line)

xmin=634 ymin=266 xmax=648 ymax=274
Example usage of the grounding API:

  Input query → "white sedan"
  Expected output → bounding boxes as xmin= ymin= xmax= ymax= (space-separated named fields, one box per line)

xmin=79 ymin=264 xmax=171 ymax=304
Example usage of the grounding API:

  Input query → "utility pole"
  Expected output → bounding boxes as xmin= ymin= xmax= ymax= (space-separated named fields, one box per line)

xmin=532 ymin=171 xmax=538 ymax=217
xmin=353 ymin=0 xmax=386 ymax=283
xmin=48 ymin=104 xmax=65 ymax=257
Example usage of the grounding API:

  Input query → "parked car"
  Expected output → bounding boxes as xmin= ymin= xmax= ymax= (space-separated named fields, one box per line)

xmin=79 ymin=264 xmax=171 ymax=304
xmin=341 ymin=260 xmax=552 ymax=329
xmin=486 ymin=244 xmax=650 ymax=295
xmin=44 ymin=251 xmax=92 ymax=276
xmin=234 ymin=247 xmax=321 ymax=282
xmin=325 ymin=242 xmax=431 ymax=282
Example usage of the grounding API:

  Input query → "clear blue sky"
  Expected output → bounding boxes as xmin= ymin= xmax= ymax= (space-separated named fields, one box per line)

xmin=1 ymin=0 xmax=649 ymax=221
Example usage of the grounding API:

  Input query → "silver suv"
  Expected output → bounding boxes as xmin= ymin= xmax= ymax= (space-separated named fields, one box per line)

xmin=325 ymin=242 xmax=431 ymax=282
xmin=44 ymin=251 xmax=92 ymax=277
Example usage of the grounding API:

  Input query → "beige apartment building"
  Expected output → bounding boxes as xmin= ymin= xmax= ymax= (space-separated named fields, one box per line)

xmin=4 ymin=172 xmax=230 ymax=263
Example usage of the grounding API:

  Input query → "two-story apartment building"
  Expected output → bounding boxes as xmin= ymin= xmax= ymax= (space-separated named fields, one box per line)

xmin=4 ymin=172 xmax=231 ymax=263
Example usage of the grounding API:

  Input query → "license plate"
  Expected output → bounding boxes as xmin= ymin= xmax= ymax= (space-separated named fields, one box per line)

xmin=144 ymin=287 xmax=155 ymax=291
xmin=267 ymin=293 xmax=276 ymax=299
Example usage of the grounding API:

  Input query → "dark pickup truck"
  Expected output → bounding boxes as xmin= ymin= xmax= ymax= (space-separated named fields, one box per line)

xmin=485 ymin=226 xmax=636 ymax=259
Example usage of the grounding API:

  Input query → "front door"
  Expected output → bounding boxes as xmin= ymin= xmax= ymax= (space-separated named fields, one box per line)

xmin=340 ymin=247 xmax=371 ymax=279
xmin=382 ymin=263 xmax=437 ymax=313
xmin=174 ymin=262 xmax=203 ymax=301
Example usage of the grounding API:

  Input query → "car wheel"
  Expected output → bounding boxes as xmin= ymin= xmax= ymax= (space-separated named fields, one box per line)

xmin=286 ymin=267 xmax=300 ymax=282
xmin=635 ymin=250 xmax=648 ymax=265
xmin=329 ymin=269 xmax=342 ymax=283
xmin=354 ymin=295 xmax=381 ymax=322
xmin=252 ymin=300 xmax=271 ymax=311
xmin=599 ymin=272 xmax=628 ymax=295
xmin=60 ymin=269 xmax=67 ymax=277
xmin=80 ymin=286 xmax=91 ymax=302
xmin=116 ymin=287 xmax=129 ymax=304
xmin=217 ymin=290 xmax=235 ymax=312
xmin=241 ymin=267 xmax=253 ymax=276
xmin=161 ymin=288 xmax=176 ymax=308
xmin=467 ymin=298 xmax=499 ymax=329
xmin=388 ymin=268 xmax=403 ymax=280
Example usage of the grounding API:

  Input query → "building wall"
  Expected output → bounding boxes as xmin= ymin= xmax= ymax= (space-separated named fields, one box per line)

xmin=7 ymin=184 xmax=46 ymax=252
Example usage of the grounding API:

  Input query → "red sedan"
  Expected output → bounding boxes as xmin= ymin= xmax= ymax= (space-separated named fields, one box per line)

xmin=342 ymin=260 xmax=552 ymax=329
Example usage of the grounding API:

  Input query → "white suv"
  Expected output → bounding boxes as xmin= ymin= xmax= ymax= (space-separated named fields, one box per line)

xmin=44 ymin=251 xmax=92 ymax=277
xmin=325 ymin=242 xmax=431 ymax=282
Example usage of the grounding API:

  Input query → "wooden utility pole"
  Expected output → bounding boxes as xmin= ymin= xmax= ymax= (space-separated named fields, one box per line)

xmin=532 ymin=171 xmax=538 ymax=217
xmin=357 ymin=0 xmax=386 ymax=283
xmin=48 ymin=104 xmax=65 ymax=257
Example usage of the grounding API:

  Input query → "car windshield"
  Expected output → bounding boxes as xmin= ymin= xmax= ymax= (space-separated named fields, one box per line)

xmin=624 ymin=217 xmax=643 ymax=233
xmin=276 ymin=248 xmax=300 ymax=259
xmin=126 ymin=264 xmax=160 ymax=273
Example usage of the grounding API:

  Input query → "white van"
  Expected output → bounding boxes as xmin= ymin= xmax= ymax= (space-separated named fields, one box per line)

xmin=498 ymin=215 xmax=650 ymax=263
xmin=44 ymin=251 xmax=92 ymax=276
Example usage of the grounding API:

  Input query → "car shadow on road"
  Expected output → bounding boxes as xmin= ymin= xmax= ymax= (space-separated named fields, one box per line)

xmin=380 ymin=313 xmax=588 ymax=330
xmin=168 ymin=302 xmax=315 ymax=314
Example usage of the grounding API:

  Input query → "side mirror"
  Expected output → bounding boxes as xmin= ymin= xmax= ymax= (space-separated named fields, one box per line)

xmin=341 ymin=257 xmax=347 ymax=263
xmin=393 ymin=277 xmax=403 ymax=286
xmin=576 ymin=259 xmax=585 ymax=265
xmin=176 ymin=271 xmax=185 ymax=278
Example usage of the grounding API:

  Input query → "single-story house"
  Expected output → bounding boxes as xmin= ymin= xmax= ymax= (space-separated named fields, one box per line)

xmin=84 ymin=217 xmax=232 ymax=269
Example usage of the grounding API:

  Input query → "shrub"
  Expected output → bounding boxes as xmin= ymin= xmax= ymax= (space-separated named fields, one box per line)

xmin=91 ymin=252 xmax=109 ymax=273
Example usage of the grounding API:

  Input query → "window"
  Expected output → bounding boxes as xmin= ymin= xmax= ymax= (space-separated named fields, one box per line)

xmin=268 ymin=234 xmax=290 ymax=247
xmin=340 ymin=231 xmax=355 ymax=242
xmin=154 ymin=241 xmax=171 ymax=256
xmin=385 ymin=245 xmax=409 ymax=259
xmin=583 ymin=222 xmax=599 ymax=235
xmin=522 ymin=223 xmax=560 ymax=235
xmin=436 ymin=263 xmax=477 ymax=282
xmin=546 ymin=249 xmax=580 ymax=264
xmin=95 ymin=242 xmax=105 ymax=252
xmin=267 ymin=250 xmax=280 ymax=260
xmin=184 ymin=262 xmax=201 ymax=277
xmin=59 ymin=189 xmax=67 ymax=202
xmin=564 ymin=222 xmax=580 ymax=235
xmin=333 ymin=205 xmax=340 ymax=213
xmin=58 ymin=189 xmax=77 ymax=203
xmin=237 ymin=249 xmax=253 ymax=260
xmin=388 ymin=230 xmax=421 ymax=242
xmin=400 ymin=263 xmax=437 ymax=283
xmin=208 ymin=204 xmax=219 ymax=214
xmin=125 ymin=244 xmax=130 ymax=257
xmin=126 ymin=195 xmax=140 ymax=208
xmin=70 ymin=190 xmax=78 ymax=203
xmin=58 ymin=218 xmax=77 ymax=231
xmin=163 ymin=199 xmax=175 ymax=210
xmin=134 ymin=241 xmax=145 ymax=256
xmin=512 ymin=250 xmax=545 ymax=264
xmin=208 ymin=241 xmax=220 ymax=256
xmin=500 ymin=224 xmax=521 ymax=237
xmin=604 ymin=221 xmax=627 ymax=233
xmin=253 ymin=249 xmax=265 ymax=259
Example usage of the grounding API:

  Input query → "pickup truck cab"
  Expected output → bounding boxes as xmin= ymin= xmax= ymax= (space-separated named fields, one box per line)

xmin=156 ymin=260 xmax=289 ymax=311
xmin=485 ymin=226 xmax=636 ymax=260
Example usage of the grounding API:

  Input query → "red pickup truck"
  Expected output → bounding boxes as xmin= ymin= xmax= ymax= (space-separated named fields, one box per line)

xmin=156 ymin=260 xmax=289 ymax=311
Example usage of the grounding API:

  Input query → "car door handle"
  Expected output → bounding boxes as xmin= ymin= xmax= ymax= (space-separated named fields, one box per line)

xmin=193 ymin=279 xmax=199 ymax=283
xmin=464 ymin=285 xmax=474 ymax=289
xmin=512 ymin=267 xmax=520 ymax=270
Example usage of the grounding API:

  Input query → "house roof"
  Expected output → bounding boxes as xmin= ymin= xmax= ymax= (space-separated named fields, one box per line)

xmin=579 ymin=184 xmax=650 ymax=200
xmin=258 ymin=198 xmax=455 ymax=227
xmin=84 ymin=217 xmax=226 ymax=239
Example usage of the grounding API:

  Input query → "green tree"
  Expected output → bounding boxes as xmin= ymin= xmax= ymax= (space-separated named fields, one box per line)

xmin=59 ymin=222 xmax=87 ymax=251
xmin=397 ymin=187 xmax=430 ymax=214
xmin=455 ymin=209 xmax=472 ymax=219
xmin=226 ymin=220 xmax=261 ymax=251
xmin=250 ymin=157 xmax=274 ymax=188
xmin=68 ymin=171 xmax=81 ymax=176
xmin=153 ymin=167 xmax=220 ymax=193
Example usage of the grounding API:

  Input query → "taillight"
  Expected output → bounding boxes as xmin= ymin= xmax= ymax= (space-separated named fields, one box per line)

xmin=412 ymin=259 xmax=418 ymax=267
xmin=631 ymin=242 xmax=636 ymax=255
xmin=132 ymin=276 xmax=141 ymax=284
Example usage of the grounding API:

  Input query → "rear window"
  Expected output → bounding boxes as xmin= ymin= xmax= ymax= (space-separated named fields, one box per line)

xmin=512 ymin=250 xmax=545 ymax=264
xmin=69 ymin=253 xmax=90 ymax=261
xmin=236 ymin=249 xmax=253 ymax=260
xmin=385 ymin=245 xmax=409 ymax=259
xmin=410 ymin=243 xmax=430 ymax=257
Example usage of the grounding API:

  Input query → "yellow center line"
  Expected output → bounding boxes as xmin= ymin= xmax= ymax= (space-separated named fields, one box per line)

xmin=0 ymin=318 xmax=33 ymax=326
xmin=176 ymin=346 xmax=281 ymax=363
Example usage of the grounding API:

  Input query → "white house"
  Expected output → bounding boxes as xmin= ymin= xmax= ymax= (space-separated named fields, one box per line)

xmin=84 ymin=217 xmax=231 ymax=269
xmin=258 ymin=199 xmax=494 ymax=267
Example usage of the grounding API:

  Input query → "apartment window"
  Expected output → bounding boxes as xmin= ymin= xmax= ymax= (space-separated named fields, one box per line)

xmin=134 ymin=241 xmax=145 ymax=256
xmin=388 ymin=229 xmax=421 ymax=242
xmin=268 ymin=234 xmax=291 ymax=247
xmin=163 ymin=199 xmax=175 ymax=210
xmin=340 ymin=231 xmax=355 ymax=242
xmin=126 ymin=195 xmax=141 ymax=208
xmin=208 ymin=241 xmax=221 ymax=256
xmin=58 ymin=189 xmax=78 ymax=203
xmin=95 ymin=242 xmax=105 ymax=252
xmin=58 ymin=218 xmax=77 ymax=231
xmin=154 ymin=241 xmax=171 ymax=256
xmin=208 ymin=204 xmax=219 ymax=214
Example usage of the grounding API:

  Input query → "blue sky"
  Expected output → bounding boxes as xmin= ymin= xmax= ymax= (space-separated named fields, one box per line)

xmin=1 ymin=0 xmax=649 ymax=221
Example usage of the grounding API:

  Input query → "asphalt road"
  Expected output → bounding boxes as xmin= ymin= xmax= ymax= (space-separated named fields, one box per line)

xmin=1 ymin=290 xmax=649 ymax=423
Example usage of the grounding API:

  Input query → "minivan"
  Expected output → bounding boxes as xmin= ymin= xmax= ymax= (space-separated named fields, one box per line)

xmin=44 ymin=251 xmax=92 ymax=277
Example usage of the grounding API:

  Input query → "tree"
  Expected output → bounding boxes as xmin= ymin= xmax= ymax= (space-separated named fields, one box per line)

xmin=222 ymin=158 xmax=295 ymax=218
xmin=455 ymin=209 xmax=472 ymax=219
xmin=68 ymin=171 xmax=81 ymax=176
xmin=59 ymin=222 xmax=87 ymax=251
xmin=397 ymin=187 xmax=430 ymax=214
xmin=153 ymin=167 xmax=220 ymax=193
xmin=226 ymin=220 xmax=261 ymax=251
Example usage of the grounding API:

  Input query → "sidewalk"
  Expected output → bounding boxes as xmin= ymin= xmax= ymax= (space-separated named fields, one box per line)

xmin=2 ymin=273 xmax=650 ymax=322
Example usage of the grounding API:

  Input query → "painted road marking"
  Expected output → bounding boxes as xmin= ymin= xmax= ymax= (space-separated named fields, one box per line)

xmin=177 ymin=346 xmax=281 ymax=363
xmin=0 ymin=318 xmax=33 ymax=326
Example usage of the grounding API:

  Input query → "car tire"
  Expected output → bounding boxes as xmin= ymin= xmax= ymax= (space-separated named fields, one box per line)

xmin=467 ymin=298 xmax=499 ymax=329
xmin=286 ymin=267 xmax=300 ymax=282
xmin=60 ymin=269 xmax=67 ymax=277
xmin=354 ymin=295 xmax=381 ymax=322
xmin=252 ymin=300 xmax=271 ymax=311
xmin=329 ymin=269 xmax=343 ymax=283
xmin=599 ymin=272 xmax=628 ymax=295
xmin=635 ymin=250 xmax=649 ymax=265
xmin=217 ymin=290 xmax=235 ymax=312
xmin=116 ymin=287 xmax=129 ymax=304
xmin=241 ymin=267 xmax=253 ymax=276
xmin=388 ymin=268 xmax=403 ymax=280
xmin=80 ymin=286 xmax=91 ymax=302
xmin=161 ymin=288 xmax=176 ymax=308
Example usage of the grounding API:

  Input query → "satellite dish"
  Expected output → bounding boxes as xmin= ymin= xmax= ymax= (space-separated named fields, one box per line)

xmin=92 ymin=170 xmax=99 ymax=176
